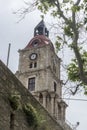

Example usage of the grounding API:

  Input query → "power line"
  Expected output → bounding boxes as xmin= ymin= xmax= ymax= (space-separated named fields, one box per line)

xmin=62 ymin=97 xmax=87 ymax=102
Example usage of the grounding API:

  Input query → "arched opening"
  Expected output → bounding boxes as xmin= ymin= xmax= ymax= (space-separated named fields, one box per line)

xmin=58 ymin=104 xmax=62 ymax=120
xmin=54 ymin=82 xmax=57 ymax=92
xmin=39 ymin=93 xmax=43 ymax=104
xmin=46 ymin=94 xmax=51 ymax=111
xmin=53 ymin=97 xmax=56 ymax=116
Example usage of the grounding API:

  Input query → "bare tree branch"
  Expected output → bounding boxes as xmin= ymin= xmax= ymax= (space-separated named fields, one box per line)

xmin=13 ymin=0 xmax=37 ymax=22
xmin=70 ymin=84 xmax=80 ymax=95
xmin=54 ymin=0 xmax=69 ymax=24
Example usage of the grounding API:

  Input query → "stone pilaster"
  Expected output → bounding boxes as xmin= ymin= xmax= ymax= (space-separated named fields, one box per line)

xmin=50 ymin=93 xmax=55 ymax=116
xmin=42 ymin=91 xmax=47 ymax=108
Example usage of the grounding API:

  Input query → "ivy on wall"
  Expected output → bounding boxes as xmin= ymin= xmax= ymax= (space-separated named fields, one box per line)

xmin=8 ymin=91 xmax=21 ymax=111
xmin=8 ymin=91 xmax=21 ymax=130
xmin=8 ymin=91 xmax=39 ymax=129
xmin=23 ymin=103 xmax=39 ymax=128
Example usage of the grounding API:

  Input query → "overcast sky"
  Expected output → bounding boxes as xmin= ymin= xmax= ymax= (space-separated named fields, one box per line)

xmin=0 ymin=1 xmax=87 ymax=130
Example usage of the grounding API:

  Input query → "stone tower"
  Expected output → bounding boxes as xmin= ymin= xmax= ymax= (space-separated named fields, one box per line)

xmin=16 ymin=20 xmax=67 ymax=122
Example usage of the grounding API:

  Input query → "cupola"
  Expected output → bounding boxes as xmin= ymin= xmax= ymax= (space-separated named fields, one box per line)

xmin=34 ymin=20 xmax=49 ymax=37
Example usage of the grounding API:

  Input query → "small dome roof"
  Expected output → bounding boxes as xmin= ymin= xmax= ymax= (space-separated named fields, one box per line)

xmin=24 ymin=35 xmax=54 ymax=50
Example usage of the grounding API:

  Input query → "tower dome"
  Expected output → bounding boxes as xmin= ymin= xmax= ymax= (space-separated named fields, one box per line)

xmin=24 ymin=35 xmax=54 ymax=50
xmin=24 ymin=20 xmax=54 ymax=50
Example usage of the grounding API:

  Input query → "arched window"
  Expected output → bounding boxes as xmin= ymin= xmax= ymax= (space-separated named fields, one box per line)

xmin=29 ymin=62 xmax=37 ymax=68
xmin=54 ymin=82 xmax=57 ymax=92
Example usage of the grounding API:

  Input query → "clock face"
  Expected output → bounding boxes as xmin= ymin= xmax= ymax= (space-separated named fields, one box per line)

xmin=30 ymin=53 xmax=37 ymax=60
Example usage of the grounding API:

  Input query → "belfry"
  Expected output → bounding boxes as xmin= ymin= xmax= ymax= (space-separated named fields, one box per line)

xmin=16 ymin=20 xmax=67 ymax=122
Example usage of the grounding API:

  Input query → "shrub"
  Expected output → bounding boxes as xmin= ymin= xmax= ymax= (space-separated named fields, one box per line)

xmin=9 ymin=92 xmax=21 ymax=111
xmin=23 ymin=103 xmax=38 ymax=127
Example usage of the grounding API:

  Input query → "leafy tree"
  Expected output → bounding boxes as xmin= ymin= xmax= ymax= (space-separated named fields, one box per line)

xmin=16 ymin=0 xmax=87 ymax=95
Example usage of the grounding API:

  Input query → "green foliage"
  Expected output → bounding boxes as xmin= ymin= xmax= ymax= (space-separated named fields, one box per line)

xmin=63 ymin=0 xmax=69 ymax=3
xmin=55 ymin=35 xmax=66 ymax=52
xmin=38 ymin=2 xmax=49 ymax=14
xmin=37 ymin=0 xmax=55 ymax=13
xmin=71 ymin=5 xmax=81 ymax=12
xmin=55 ymin=39 xmax=61 ymax=51
xmin=84 ymin=0 xmax=87 ymax=2
xmin=9 ymin=92 xmax=21 ymax=111
xmin=23 ymin=103 xmax=39 ymax=127
xmin=51 ymin=10 xmax=59 ymax=17
xmin=67 ymin=59 xmax=79 ymax=82
xmin=67 ymin=51 xmax=87 ymax=87
xmin=64 ymin=25 xmax=73 ymax=37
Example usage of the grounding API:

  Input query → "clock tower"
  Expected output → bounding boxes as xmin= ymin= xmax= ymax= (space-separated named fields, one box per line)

xmin=16 ymin=20 xmax=67 ymax=122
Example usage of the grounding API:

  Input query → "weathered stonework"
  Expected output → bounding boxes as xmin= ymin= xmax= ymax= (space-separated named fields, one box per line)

xmin=0 ymin=60 xmax=65 ymax=130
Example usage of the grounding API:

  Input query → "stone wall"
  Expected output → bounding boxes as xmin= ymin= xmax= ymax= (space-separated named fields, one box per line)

xmin=0 ymin=60 xmax=64 ymax=130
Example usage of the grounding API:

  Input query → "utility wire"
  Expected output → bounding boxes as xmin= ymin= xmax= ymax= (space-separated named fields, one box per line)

xmin=62 ymin=97 xmax=87 ymax=102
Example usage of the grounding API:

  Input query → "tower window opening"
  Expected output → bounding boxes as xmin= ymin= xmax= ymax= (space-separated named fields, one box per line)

xmin=45 ymin=28 xmax=49 ymax=37
xmin=29 ymin=63 xmax=33 ymax=68
xmin=54 ymin=82 xmax=57 ymax=92
xmin=28 ymin=77 xmax=35 ymax=91
xmin=38 ymin=27 xmax=43 ymax=35
xmin=34 ymin=62 xmax=37 ymax=68
xmin=29 ymin=62 xmax=37 ymax=68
